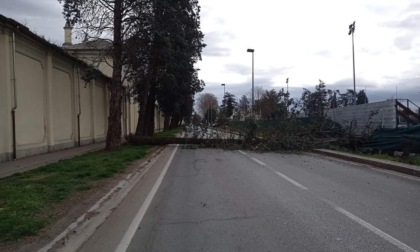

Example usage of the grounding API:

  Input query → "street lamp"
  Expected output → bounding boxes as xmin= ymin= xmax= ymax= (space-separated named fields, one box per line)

xmin=247 ymin=48 xmax=254 ymax=114
xmin=221 ymin=83 xmax=226 ymax=97
xmin=209 ymin=99 xmax=212 ymax=125
xmin=348 ymin=21 xmax=356 ymax=105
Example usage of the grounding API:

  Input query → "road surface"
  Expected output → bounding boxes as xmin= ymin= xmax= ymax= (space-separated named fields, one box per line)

xmin=78 ymin=146 xmax=420 ymax=252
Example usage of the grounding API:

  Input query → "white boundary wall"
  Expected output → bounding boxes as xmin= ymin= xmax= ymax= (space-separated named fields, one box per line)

xmin=326 ymin=100 xmax=397 ymax=134
xmin=0 ymin=18 xmax=138 ymax=162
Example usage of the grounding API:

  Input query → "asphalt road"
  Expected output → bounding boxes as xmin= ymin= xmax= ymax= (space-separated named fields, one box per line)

xmin=78 ymin=147 xmax=420 ymax=252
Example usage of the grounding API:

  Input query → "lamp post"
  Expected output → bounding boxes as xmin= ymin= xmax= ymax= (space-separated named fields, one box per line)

xmin=247 ymin=49 xmax=255 ymax=114
xmin=209 ymin=99 xmax=212 ymax=125
xmin=221 ymin=83 xmax=226 ymax=97
xmin=348 ymin=21 xmax=356 ymax=105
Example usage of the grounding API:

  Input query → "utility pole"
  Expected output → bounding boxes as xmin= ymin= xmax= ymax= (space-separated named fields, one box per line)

xmin=349 ymin=21 xmax=356 ymax=105
xmin=247 ymin=49 xmax=255 ymax=115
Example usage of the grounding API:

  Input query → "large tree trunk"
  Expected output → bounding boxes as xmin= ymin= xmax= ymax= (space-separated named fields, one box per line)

xmin=135 ymin=78 xmax=151 ymax=136
xmin=105 ymin=0 xmax=123 ymax=151
xmin=135 ymin=45 xmax=157 ymax=136
xmin=135 ymin=77 xmax=156 ymax=136
xmin=169 ymin=113 xmax=180 ymax=130
xmin=164 ymin=115 xmax=171 ymax=131
xmin=145 ymin=92 xmax=155 ymax=136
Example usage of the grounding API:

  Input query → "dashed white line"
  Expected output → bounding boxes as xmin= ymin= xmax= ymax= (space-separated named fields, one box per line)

xmin=239 ymin=151 xmax=417 ymax=251
xmin=238 ymin=151 xmax=307 ymax=190
xmin=115 ymin=145 xmax=179 ymax=252
xmin=334 ymin=206 xmax=417 ymax=252
xmin=275 ymin=171 xmax=308 ymax=190
xmin=251 ymin=157 xmax=267 ymax=166
xmin=238 ymin=150 xmax=247 ymax=155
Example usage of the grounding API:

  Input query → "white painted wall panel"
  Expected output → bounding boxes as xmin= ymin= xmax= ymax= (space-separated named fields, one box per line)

xmin=15 ymin=52 xmax=46 ymax=146
xmin=52 ymin=67 xmax=73 ymax=142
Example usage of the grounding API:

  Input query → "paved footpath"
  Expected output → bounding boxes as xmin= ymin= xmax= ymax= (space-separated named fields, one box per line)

xmin=0 ymin=143 xmax=105 ymax=179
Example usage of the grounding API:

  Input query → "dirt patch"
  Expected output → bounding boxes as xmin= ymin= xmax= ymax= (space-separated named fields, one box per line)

xmin=0 ymin=146 xmax=162 ymax=252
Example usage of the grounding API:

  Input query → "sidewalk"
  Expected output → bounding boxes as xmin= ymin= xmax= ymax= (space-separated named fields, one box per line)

xmin=0 ymin=142 xmax=105 ymax=179
xmin=313 ymin=149 xmax=420 ymax=178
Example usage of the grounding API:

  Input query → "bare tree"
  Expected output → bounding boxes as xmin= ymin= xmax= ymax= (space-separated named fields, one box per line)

xmin=238 ymin=95 xmax=250 ymax=119
xmin=197 ymin=93 xmax=218 ymax=117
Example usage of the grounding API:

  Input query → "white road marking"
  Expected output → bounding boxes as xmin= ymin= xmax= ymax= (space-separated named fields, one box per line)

xmin=238 ymin=150 xmax=308 ymax=191
xmin=275 ymin=171 xmax=308 ymax=190
xmin=238 ymin=150 xmax=247 ymax=155
xmin=335 ymin=206 xmax=418 ymax=252
xmin=251 ymin=157 xmax=267 ymax=166
xmin=115 ymin=145 xmax=179 ymax=252
xmin=239 ymin=151 xmax=417 ymax=251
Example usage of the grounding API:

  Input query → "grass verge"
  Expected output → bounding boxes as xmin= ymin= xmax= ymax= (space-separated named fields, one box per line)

xmin=328 ymin=146 xmax=420 ymax=166
xmin=362 ymin=153 xmax=420 ymax=166
xmin=0 ymin=144 xmax=150 ymax=243
xmin=154 ymin=127 xmax=183 ymax=138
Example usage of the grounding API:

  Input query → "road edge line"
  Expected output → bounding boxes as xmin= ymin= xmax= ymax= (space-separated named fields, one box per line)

xmin=334 ymin=206 xmax=417 ymax=252
xmin=115 ymin=145 xmax=179 ymax=252
xmin=38 ymin=146 xmax=166 ymax=252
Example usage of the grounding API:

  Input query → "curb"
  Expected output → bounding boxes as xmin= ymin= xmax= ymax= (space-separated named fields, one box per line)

xmin=312 ymin=149 xmax=420 ymax=178
xmin=38 ymin=145 xmax=167 ymax=252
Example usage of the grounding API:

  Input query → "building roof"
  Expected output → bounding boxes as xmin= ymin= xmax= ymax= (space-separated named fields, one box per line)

xmin=64 ymin=38 xmax=112 ymax=50
xmin=0 ymin=14 xmax=111 ymax=82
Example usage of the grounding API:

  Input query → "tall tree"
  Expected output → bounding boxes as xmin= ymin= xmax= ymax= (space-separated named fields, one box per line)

xmin=356 ymin=90 xmax=369 ymax=104
xmin=197 ymin=93 xmax=218 ymax=118
xmin=128 ymin=0 xmax=205 ymax=134
xmin=58 ymin=0 xmax=144 ymax=150
xmin=220 ymin=92 xmax=237 ymax=118
xmin=259 ymin=89 xmax=279 ymax=119
xmin=238 ymin=95 xmax=250 ymax=119
xmin=277 ymin=88 xmax=293 ymax=119
xmin=301 ymin=80 xmax=328 ymax=117
xmin=337 ymin=89 xmax=356 ymax=107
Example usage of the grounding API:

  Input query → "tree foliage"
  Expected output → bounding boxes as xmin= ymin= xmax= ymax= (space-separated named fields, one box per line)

xmin=237 ymin=95 xmax=250 ymax=119
xmin=59 ymin=0 xmax=206 ymax=140
xmin=301 ymin=80 xmax=329 ymax=118
xmin=127 ymin=0 xmax=205 ymax=134
xmin=257 ymin=88 xmax=293 ymax=119
xmin=197 ymin=93 xmax=218 ymax=117
xmin=356 ymin=90 xmax=369 ymax=105
xmin=220 ymin=92 xmax=237 ymax=118
xmin=58 ymin=0 xmax=145 ymax=150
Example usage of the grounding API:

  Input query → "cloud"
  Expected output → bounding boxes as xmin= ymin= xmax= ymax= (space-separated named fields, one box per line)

xmin=201 ymin=31 xmax=234 ymax=57
xmin=359 ymin=47 xmax=381 ymax=56
xmin=394 ymin=33 xmax=417 ymax=50
xmin=202 ymin=45 xmax=230 ymax=57
xmin=224 ymin=64 xmax=292 ymax=79
xmin=0 ymin=0 xmax=63 ymax=22
xmin=386 ymin=14 xmax=420 ymax=30
xmin=365 ymin=4 xmax=396 ymax=15
xmin=0 ymin=0 xmax=65 ymax=44
xmin=224 ymin=64 xmax=249 ymax=75
xmin=254 ymin=77 xmax=276 ymax=88
xmin=312 ymin=50 xmax=333 ymax=58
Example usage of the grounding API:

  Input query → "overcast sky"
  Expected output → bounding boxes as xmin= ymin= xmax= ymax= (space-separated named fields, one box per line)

xmin=1 ymin=0 xmax=419 ymax=106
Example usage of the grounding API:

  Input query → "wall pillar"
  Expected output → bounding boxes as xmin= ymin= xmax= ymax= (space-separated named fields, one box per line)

xmin=0 ymin=31 xmax=13 ymax=161
xmin=44 ymin=50 xmax=55 ymax=151
xmin=90 ymin=80 xmax=96 ymax=142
